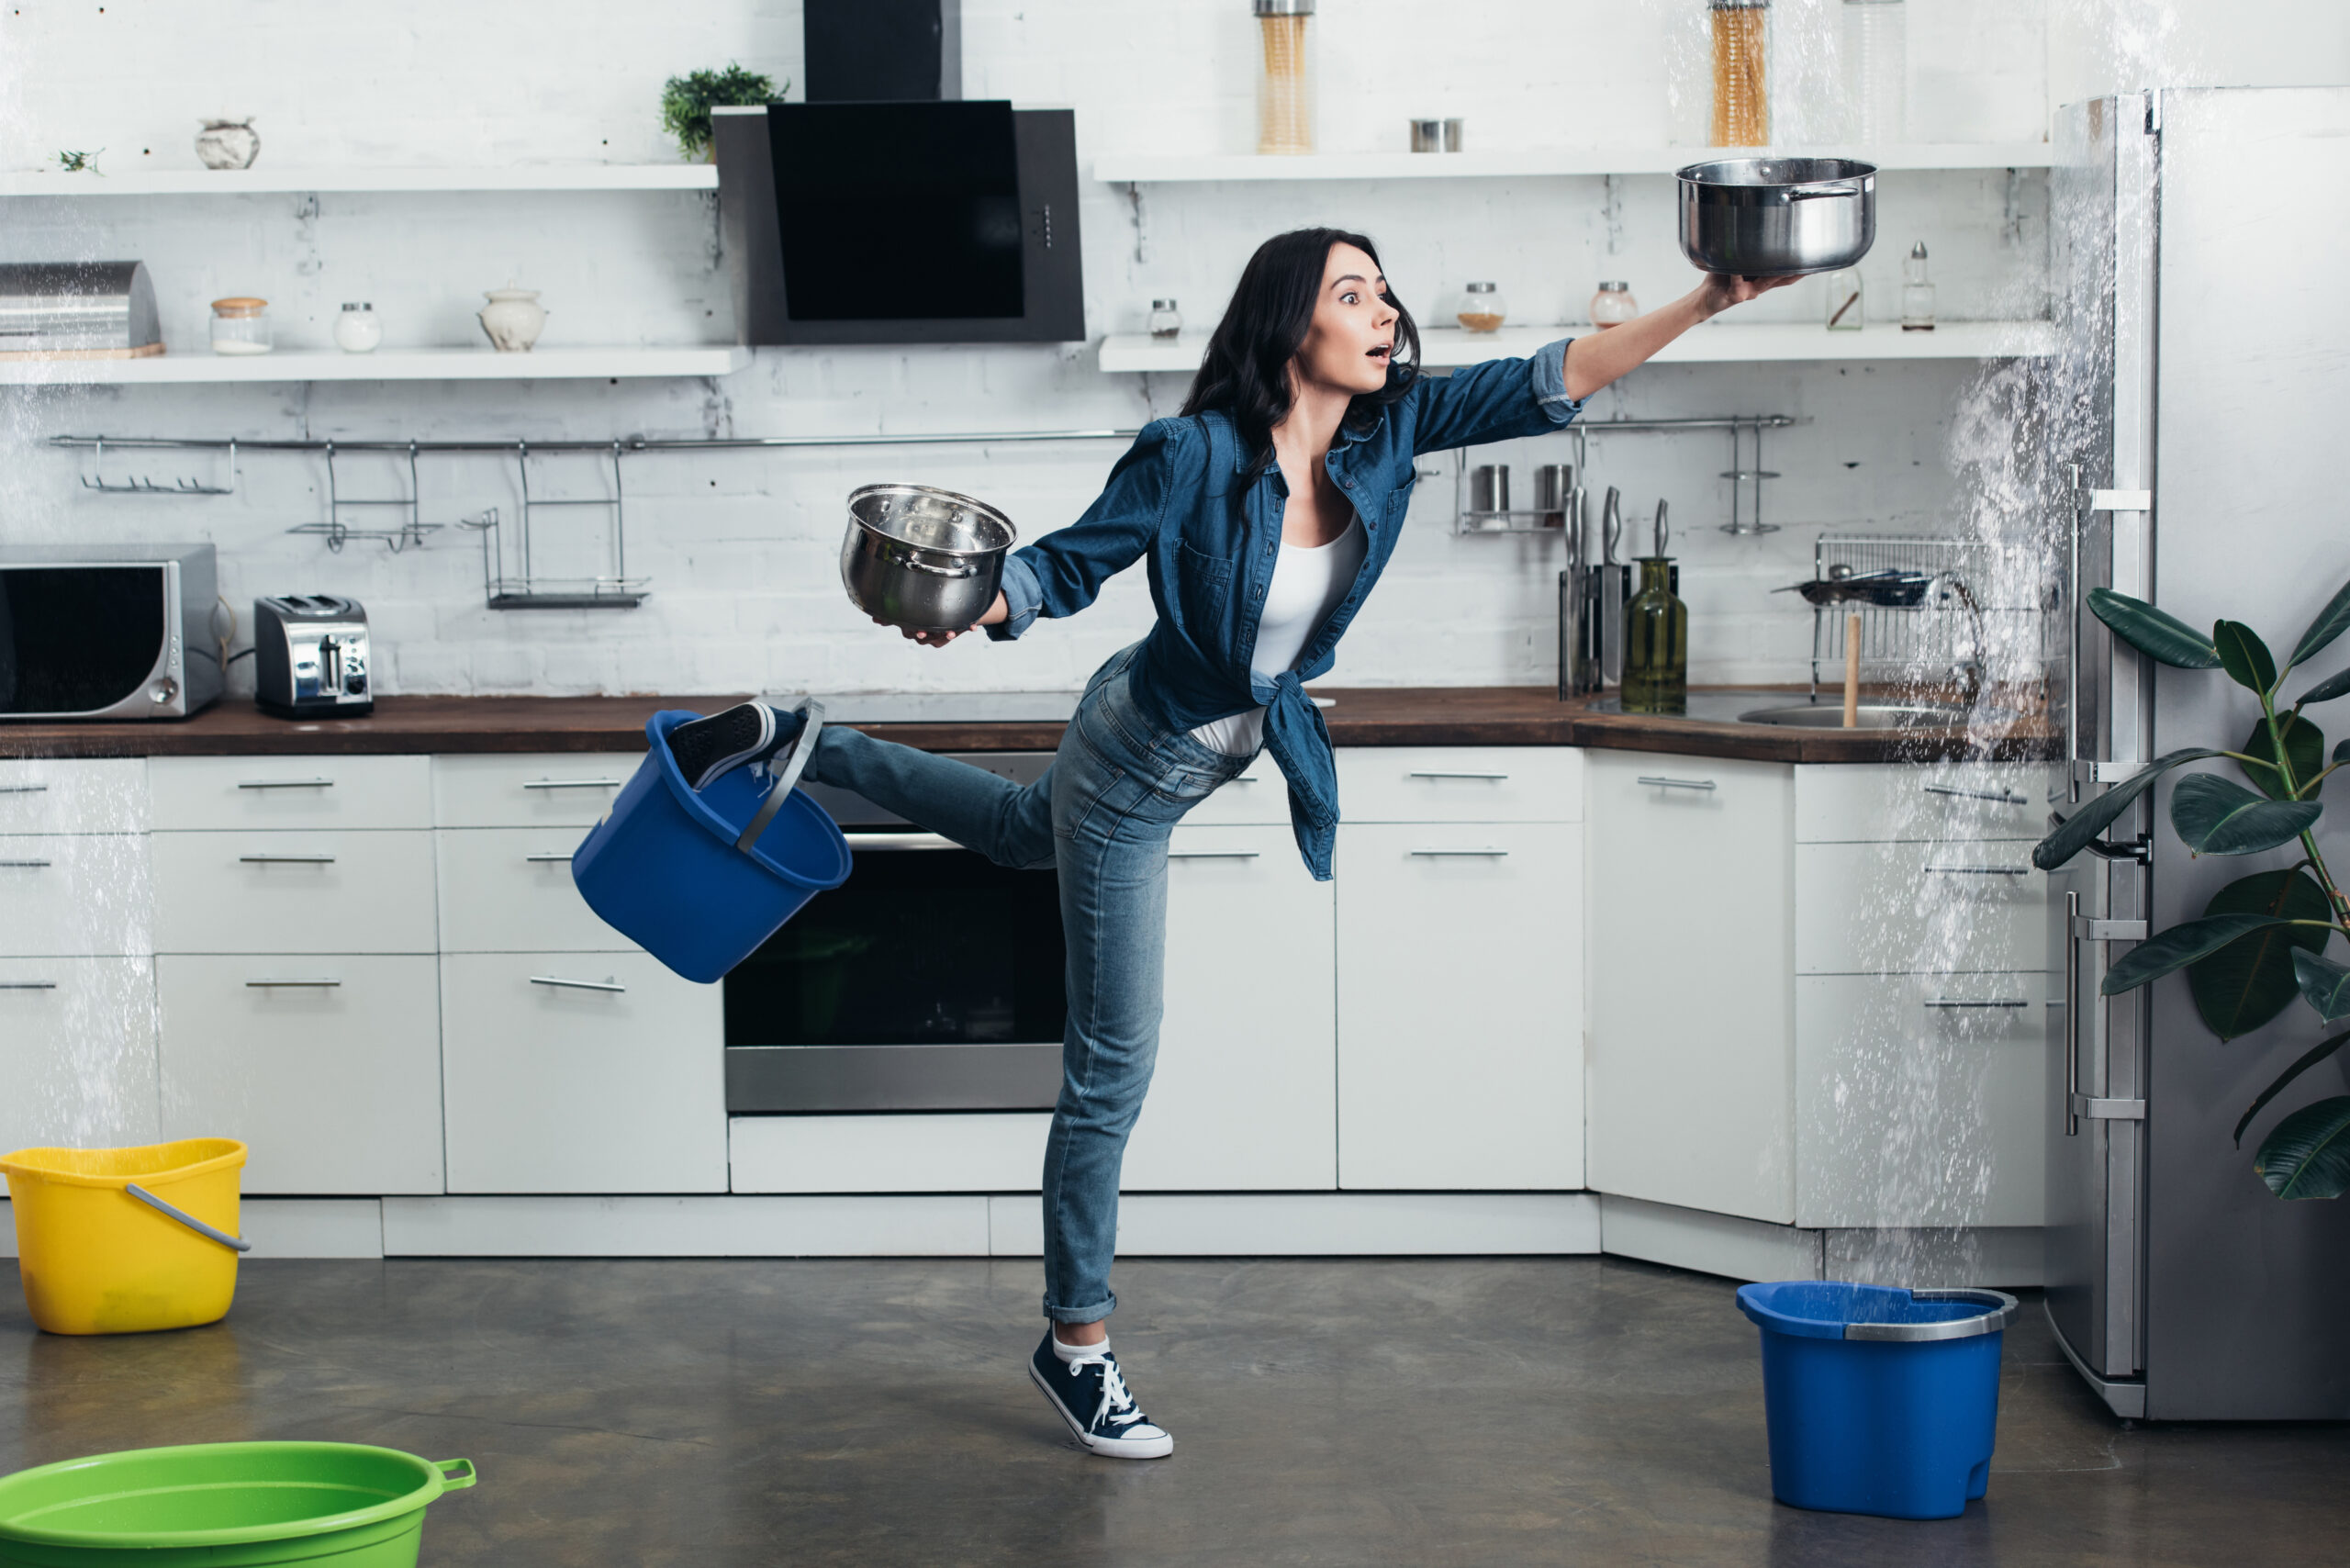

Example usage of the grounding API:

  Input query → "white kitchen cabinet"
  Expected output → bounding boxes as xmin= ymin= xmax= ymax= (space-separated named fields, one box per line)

xmin=1586 ymin=751 xmax=1796 ymax=1224
xmin=730 ymin=1113 xmax=1050 ymax=1193
xmin=1795 ymin=973 xmax=2048 ymax=1228
xmin=434 ymin=829 xmax=634 ymax=953
xmin=1793 ymin=762 xmax=2051 ymax=844
xmin=1179 ymin=763 xmax=1290 ymax=827
xmin=150 ymin=756 xmax=431 ymax=832
xmin=439 ymin=951 xmax=725 ymax=1194
xmin=155 ymin=954 xmax=444 ymax=1194
xmin=1336 ymin=746 xmax=1583 ymax=823
xmin=0 ymin=759 xmax=149 ymax=834
xmin=431 ymin=754 xmax=638 ymax=829
xmin=0 ymin=958 xmax=159 ymax=1153
xmin=0 ymin=835 xmax=152 ymax=957
xmin=151 ymin=831 xmax=437 ymax=954
xmin=1794 ymin=839 xmax=2045 ymax=974
xmin=1335 ymin=821 xmax=1583 ymax=1191
xmin=1121 ymin=823 xmax=1337 ymax=1191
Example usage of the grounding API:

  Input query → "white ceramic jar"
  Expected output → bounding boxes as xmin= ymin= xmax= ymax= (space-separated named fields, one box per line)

xmin=195 ymin=118 xmax=260 ymax=170
xmin=476 ymin=287 xmax=546 ymax=353
xmin=333 ymin=303 xmax=383 ymax=353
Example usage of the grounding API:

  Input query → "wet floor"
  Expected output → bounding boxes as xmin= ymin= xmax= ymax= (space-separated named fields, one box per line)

xmin=2 ymin=1256 xmax=2341 ymax=1565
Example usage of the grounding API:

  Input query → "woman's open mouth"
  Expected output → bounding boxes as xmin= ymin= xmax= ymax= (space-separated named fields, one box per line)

xmin=1367 ymin=342 xmax=1392 ymax=363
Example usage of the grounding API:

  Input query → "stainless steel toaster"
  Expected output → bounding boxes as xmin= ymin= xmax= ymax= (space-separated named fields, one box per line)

xmin=252 ymin=595 xmax=373 ymax=719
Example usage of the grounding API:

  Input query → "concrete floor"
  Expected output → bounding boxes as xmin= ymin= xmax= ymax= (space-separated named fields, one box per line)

xmin=2 ymin=1256 xmax=2343 ymax=1566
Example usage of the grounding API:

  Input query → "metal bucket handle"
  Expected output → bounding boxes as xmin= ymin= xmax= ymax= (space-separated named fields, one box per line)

xmin=732 ymin=699 xmax=823 ymax=857
xmin=123 ymin=1182 xmax=252 ymax=1253
xmin=1842 ymin=1287 xmax=2018 ymax=1342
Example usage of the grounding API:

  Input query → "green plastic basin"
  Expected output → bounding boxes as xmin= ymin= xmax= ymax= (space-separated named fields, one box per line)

xmin=0 ymin=1442 xmax=476 ymax=1568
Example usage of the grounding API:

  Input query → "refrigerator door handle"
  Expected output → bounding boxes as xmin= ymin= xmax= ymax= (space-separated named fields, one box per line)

xmin=2065 ymin=890 xmax=2082 ymax=1136
xmin=2074 ymin=1094 xmax=2147 ymax=1121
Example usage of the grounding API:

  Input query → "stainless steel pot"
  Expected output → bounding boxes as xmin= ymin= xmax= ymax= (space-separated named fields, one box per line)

xmin=840 ymin=484 xmax=1018 ymax=635
xmin=1676 ymin=158 xmax=1876 ymax=276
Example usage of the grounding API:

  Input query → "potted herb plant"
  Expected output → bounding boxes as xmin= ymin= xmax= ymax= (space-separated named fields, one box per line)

xmin=659 ymin=64 xmax=782 ymax=162
xmin=2034 ymin=577 xmax=2350 ymax=1197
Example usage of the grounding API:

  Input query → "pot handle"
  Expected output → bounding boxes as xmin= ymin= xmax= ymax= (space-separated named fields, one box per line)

xmin=896 ymin=554 xmax=982 ymax=578
xmin=1788 ymin=185 xmax=1862 ymax=201
xmin=733 ymin=699 xmax=824 ymax=857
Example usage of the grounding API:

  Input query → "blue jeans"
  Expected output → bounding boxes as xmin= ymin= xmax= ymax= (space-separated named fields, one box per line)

xmin=800 ymin=644 xmax=1252 ymax=1323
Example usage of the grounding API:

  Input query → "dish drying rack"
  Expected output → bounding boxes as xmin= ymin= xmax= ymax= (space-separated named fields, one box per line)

xmin=1806 ymin=534 xmax=2051 ymax=699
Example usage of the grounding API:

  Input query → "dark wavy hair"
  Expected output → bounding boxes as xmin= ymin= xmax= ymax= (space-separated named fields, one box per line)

xmin=1180 ymin=228 xmax=1420 ymax=485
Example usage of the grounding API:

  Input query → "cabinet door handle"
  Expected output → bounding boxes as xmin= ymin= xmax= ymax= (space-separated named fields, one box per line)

xmin=0 ymin=981 xmax=58 ymax=991
xmin=1409 ymin=770 xmax=1510 ymax=780
xmin=1924 ymin=865 xmax=2031 ymax=877
xmin=531 ymin=974 xmax=626 ymax=993
xmin=240 ymin=854 xmax=336 ymax=864
xmin=845 ymin=832 xmax=960 ymax=852
xmin=523 ymin=852 xmax=576 ymax=863
xmin=246 ymin=978 xmax=341 ymax=988
xmin=1924 ymin=997 xmax=2031 ymax=1009
xmin=0 ymin=783 xmax=49 ymax=795
xmin=522 ymin=778 xmax=624 ymax=790
xmin=0 ymin=858 xmax=51 ymax=868
xmin=1410 ymin=847 xmax=1509 ymax=857
xmin=238 ymin=778 xmax=334 ymax=790
xmin=1169 ymin=849 xmax=1261 ymax=859
xmin=1921 ymin=782 xmax=2028 ymax=806
xmin=1231 ymin=774 xmax=1263 ymax=785
xmin=1637 ymin=776 xmax=1717 ymax=791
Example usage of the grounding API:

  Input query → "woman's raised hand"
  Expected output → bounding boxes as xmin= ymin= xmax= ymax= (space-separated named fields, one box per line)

xmin=1694 ymin=271 xmax=1804 ymax=317
xmin=880 ymin=590 xmax=1011 ymax=648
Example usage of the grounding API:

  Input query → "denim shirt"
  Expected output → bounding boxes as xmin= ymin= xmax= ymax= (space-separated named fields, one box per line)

xmin=989 ymin=341 xmax=1585 ymax=879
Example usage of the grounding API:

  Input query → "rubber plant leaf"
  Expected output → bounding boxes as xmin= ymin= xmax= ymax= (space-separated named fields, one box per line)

xmin=2254 ymin=1095 xmax=2350 ymax=1199
xmin=2292 ymin=666 xmax=2350 ymax=708
xmin=2103 ymin=912 xmax=2293 ymax=996
xmin=2188 ymin=868 xmax=2333 ymax=1039
xmin=2238 ymin=711 xmax=2327 ymax=801
xmin=2236 ymin=1031 xmax=2350 ymax=1147
xmin=2170 ymin=773 xmax=2322 ymax=856
xmin=2294 ymin=948 xmax=2350 ymax=1024
xmin=2087 ymin=588 xmax=2221 ymax=668
xmin=2288 ymin=576 xmax=2350 ymax=669
xmin=2031 ymin=748 xmax=2223 ymax=871
xmin=2213 ymin=620 xmax=2278 ymax=694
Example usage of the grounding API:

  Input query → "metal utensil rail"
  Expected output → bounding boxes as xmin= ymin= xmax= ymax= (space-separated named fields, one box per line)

xmin=1450 ymin=414 xmax=1800 ymax=536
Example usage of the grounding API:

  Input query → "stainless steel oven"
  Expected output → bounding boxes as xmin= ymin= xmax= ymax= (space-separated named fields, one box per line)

xmin=723 ymin=750 xmax=1066 ymax=1113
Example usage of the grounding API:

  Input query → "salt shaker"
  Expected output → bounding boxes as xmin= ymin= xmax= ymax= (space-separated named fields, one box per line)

xmin=1590 ymin=281 xmax=1639 ymax=329
xmin=333 ymin=302 xmax=383 ymax=353
xmin=1147 ymin=299 xmax=1182 ymax=341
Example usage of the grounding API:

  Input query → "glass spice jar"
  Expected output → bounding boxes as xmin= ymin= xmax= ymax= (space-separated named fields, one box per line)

xmin=1822 ymin=267 xmax=1863 ymax=330
xmin=1147 ymin=299 xmax=1182 ymax=340
xmin=1456 ymin=281 xmax=1506 ymax=334
xmin=208 ymin=297 xmax=272 ymax=355
xmin=1591 ymin=281 xmax=1639 ymax=329
xmin=1901 ymin=241 xmax=1936 ymax=330
xmin=1709 ymin=0 xmax=1771 ymax=148
xmin=1254 ymin=0 xmax=1316 ymax=155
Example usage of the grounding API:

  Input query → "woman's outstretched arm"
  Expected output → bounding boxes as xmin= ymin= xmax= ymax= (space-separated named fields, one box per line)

xmin=1561 ymin=273 xmax=1800 ymax=401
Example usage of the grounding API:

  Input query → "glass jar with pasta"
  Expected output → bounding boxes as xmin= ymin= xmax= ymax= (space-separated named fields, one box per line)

xmin=1709 ymin=0 xmax=1771 ymax=148
xmin=1254 ymin=0 xmax=1316 ymax=155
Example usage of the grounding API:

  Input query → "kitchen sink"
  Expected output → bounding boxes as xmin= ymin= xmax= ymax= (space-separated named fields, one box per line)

xmin=1737 ymin=701 xmax=1980 ymax=730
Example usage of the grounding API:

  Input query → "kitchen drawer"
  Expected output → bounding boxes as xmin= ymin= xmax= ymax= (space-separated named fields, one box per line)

xmin=1179 ymin=761 xmax=1292 ymax=826
xmin=1796 ymin=840 xmax=2047 ymax=974
xmin=1796 ymin=972 xmax=2048 ymax=1228
xmin=0 ymin=758 xmax=148 ymax=834
xmin=1335 ymin=821 xmax=1582 ymax=1191
xmin=440 ymin=952 xmax=725 ymax=1193
xmin=432 ymin=753 xmax=640 ymax=829
xmin=435 ymin=829 xmax=634 ymax=953
xmin=0 ymin=957 xmax=159 ymax=1154
xmin=151 ymin=831 xmax=437 ymax=954
xmin=151 ymin=755 xmax=431 ymax=832
xmin=1794 ymin=762 xmax=2053 ymax=844
xmin=1335 ymin=746 xmax=1583 ymax=823
xmin=0 ymin=835 xmax=152 ymax=956
xmin=731 ymin=1114 xmax=1049 ymax=1193
xmin=156 ymin=954 xmax=444 ymax=1194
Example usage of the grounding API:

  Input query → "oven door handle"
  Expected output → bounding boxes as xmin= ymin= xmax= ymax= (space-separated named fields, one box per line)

xmin=845 ymin=832 xmax=961 ymax=852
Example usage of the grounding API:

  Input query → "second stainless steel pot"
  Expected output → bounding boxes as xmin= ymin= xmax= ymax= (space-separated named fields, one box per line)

xmin=1676 ymin=157 xmax=1877 ymax=276
xmin=840 ymin=484 xmax=1018 ymax=635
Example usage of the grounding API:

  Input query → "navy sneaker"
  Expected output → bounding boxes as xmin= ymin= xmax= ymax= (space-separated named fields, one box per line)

xmin=1028 ymin=1333 xmax=1174 ymax=1460
xmin=667 ymin=702 xmax=800 ymax=791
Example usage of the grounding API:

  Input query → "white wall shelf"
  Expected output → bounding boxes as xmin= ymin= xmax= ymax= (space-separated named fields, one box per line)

xmin=0 ymin=165 xmax=718 ymax=196
xmin=0 ymin=346 xmax=752 ymax=385
xmin=1099 ymin=321 xmax=2053 ymax=373
xmin=1091 ymin=144 xmax=2054 ymax=184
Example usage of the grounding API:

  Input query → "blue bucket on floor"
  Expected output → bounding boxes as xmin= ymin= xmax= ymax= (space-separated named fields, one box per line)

xmin=1736 ymin=1281 xmax=2016 ymax=1520
xmin=572 ymin=705 xmax=851 ymax=984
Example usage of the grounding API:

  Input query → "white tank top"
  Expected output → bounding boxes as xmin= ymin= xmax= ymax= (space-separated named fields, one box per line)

xmin=1189 ymin=515 xmax=1366 ymax=757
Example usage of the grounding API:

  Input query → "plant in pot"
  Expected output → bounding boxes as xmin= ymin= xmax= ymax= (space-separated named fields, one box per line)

xmin=2033 ymin=576 xmax=2350 ymax=1197
xmin=659 ymin=64 xmax=782 ymax=162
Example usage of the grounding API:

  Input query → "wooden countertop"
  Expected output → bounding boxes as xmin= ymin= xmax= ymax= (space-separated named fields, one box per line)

xmin=0 ymin=688 xmax=2057 ymax=764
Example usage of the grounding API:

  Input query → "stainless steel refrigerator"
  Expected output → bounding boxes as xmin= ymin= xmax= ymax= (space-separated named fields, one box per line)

xmin=2046 ymin=86 xmax=2350 ymax=1419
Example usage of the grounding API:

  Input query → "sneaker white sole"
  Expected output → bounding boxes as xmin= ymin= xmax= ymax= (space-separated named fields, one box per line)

xmin=1027 ymin=1359 xmax=1175 ymax=1460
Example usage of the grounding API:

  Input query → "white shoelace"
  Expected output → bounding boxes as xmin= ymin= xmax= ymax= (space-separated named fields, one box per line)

xmin=1073 ymin=1355 xmax=1148 ymax=1430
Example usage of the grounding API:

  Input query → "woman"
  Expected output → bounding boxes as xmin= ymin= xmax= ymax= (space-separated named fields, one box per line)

xmin=669 ymin=229 xmax=1792 ymax=1460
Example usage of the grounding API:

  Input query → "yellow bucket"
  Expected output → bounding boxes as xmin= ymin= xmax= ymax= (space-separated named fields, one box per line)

xmin=0 ymin=1138 xmax=248 ymax=1335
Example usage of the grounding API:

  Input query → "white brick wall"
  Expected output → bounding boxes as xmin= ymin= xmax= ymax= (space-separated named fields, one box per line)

xmin=0 ymin=0 xmax=2062 ymax=695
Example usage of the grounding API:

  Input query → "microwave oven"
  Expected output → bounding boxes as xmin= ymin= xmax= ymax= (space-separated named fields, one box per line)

xmin=0 ymin=543 xmax=223 ymax=721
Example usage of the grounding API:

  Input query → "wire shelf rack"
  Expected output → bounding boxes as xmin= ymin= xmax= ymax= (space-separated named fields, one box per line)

xmin=1806 ymin=533 xmax=2054 ymax=699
